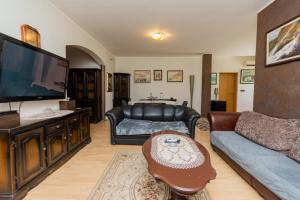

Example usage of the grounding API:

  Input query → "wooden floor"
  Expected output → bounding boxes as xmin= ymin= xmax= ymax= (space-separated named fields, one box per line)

xmin=25 ymin=121 xmax=262 ymax=200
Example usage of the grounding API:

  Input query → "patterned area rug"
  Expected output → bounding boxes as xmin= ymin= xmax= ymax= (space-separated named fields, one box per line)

xmin=196 ymin=118 xmax=210 ymax=131
xmin=88 ymin=152 xmax=211 ymax=200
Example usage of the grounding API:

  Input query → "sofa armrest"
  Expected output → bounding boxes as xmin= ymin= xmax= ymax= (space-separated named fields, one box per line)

xmin=185 ymin=108 xmax=201 ymax=138
xmin=105 ymin=107 xmax=125 ymax=126
xmin=105 ymin=107 xmax=125 ymax=144
xmin=207 ymin=112 xmax=241 ymax=131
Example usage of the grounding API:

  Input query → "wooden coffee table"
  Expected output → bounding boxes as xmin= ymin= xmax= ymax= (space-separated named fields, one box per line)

xmin=142 ymin=130 xmax=216 ymax=200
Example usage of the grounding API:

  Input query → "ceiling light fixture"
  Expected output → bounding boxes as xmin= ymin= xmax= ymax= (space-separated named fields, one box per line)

xmin=152 ymin=32 xmax=166 ymax=40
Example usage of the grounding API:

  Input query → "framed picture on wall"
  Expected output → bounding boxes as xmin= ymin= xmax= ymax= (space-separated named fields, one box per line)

xmin=134 ymin=70 xmax=151 ymax=83
xmin=266 ymin=15 xmax=300 ymax=66
xmin=211 ymin=73 xmax=217 ymax=85
xmin=107 ymin=73 xmax=112 ymax=92
xmin=167 ymin=70 xmax=183 ymax=82
xmin=240 ymin=69 xmax=255 ymax=84
xmin=21 ymin=24 xmax=41 ymax=48
xmin=153 ymin=70 xmax=162 ymax=81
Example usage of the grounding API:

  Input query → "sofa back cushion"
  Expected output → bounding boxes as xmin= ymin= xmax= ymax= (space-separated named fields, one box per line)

xmin=143 ymin=104 xmax=163 ymax=121
xmin=132 ymin=104 xmax=145 ymax=119
xmin=122 ymin=103 xmax=186 ymax=122
xmin=235 ymin=111 xmax=300 ymax=151
xmin=163 ymin=105 xmax=176 ymax=121
xmin=289 ymin=137 xmax=300 ymax=163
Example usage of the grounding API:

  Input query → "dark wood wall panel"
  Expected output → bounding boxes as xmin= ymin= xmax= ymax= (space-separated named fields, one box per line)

xmin=254 ymin=0 xmax=300 ymax=118
xmin=201 ymin=54 xmax=212 ymax=117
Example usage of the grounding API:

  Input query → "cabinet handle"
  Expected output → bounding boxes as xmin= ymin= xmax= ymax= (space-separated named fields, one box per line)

xmin=73 ymin=118 xmax=77 ymax=122
xmin=56 ymin=125 xmax=61 ymax=129
xmin=64 ymin=136 xmax=67 ymax=140
xmin=69 ymin=134 xmax=73 ymax=137
xmin=43 ymin=147 xmax=47 ymax=151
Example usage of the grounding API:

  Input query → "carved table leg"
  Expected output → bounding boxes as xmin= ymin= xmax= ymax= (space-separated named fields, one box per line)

xmin=170 ymin=190 xmax=188 ymax=200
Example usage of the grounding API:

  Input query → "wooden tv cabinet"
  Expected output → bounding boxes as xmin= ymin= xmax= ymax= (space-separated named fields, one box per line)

xmin=0 ymin=108 xmax=91 ymax=200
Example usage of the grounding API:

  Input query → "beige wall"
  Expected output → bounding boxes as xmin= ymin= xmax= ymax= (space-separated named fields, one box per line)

xmin=115 ymin=56 xmax=203 ymax=113
xmin=211 ymin=56 xmax=255 ymax=112
xmin=66 ymin=47 xmax=102 ymax=69
xmin=0 ymin=0 xmax=114 ymax=116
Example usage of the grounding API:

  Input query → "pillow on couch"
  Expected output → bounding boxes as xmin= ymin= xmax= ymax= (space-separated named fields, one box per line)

xmin=289 ymin=137 xmax=300 ymax=163
xmin=235 ymin=111 xmax=300 ymax=151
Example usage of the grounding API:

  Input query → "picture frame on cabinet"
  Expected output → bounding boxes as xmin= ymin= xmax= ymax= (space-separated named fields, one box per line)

xmin=21 ymin=24 xmax=41 ymax=48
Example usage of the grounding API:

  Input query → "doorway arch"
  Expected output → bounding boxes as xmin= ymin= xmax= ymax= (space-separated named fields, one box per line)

xmin=66 ymin=45 xmax=106 ymax=121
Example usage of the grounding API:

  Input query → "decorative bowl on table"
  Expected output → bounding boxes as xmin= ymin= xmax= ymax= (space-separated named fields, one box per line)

xmin=164 ymin=136 xmax=181 ymax=147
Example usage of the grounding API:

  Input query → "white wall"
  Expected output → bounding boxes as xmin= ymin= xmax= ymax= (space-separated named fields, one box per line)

xmin=115 ymin=57 xmax=202 ymax=113
xmin=211 ymin=56 xmax=255 ymax=112
xmin=66 ymin=47 xmax=101 ymax=69
xmin=0 ymin=0 xmax=114 ymax=116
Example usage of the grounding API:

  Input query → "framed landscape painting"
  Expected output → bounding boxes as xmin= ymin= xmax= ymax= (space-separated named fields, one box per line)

xmin=134 ymin=70 xmax=151 ymax=83
xmin=240 ymin=69 xmax=255 ymax=84
xmin=266 ymin=16 xmax=300 ymax=66
xmin=211 ymin=73 xmax=217 ymax=85
xmin=167 ymin=70 xmax=183 ymax=82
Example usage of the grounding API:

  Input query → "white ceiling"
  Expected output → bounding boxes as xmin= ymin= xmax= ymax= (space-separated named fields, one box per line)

xmin=50 ymin=0 xmax=273 ymax=56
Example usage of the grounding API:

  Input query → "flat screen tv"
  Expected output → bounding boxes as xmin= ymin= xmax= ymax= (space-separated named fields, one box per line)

xmin=0 ymin=33 xmax=69 ymax=103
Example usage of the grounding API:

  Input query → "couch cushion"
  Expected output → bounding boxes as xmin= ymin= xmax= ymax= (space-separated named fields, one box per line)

xmin=116 ymin=118 xmax=152 ymax=135
xmin=143 ymin=104 xmax=163 ymax=121
xmin=289 ymin=136 xmax=300 ymax=163
xmin=235 ymin=111 xmax=300 ymax=151
xmin=151 ymin=121 xmax=189 ymax=134
xmin=211 ymin=131 xmax=300 ymax=200
xmin=163 ymin=104 xmax=176 ymax=121
xmin=122 ymin=105 xmax=132 ymax=118
xmin=174 ymin=106 xmax=185 ymax=121
xmin=116 ymin=119 xmax=189 ymax=135
xmin=131 ymin=104 xmax=144 ymax=119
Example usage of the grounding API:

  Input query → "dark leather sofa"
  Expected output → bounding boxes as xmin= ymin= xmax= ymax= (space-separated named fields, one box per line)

xmin=208 ymin=112 xmax=280 ymax=200
xmin=106 ymin=103 xmax=200 ymax=145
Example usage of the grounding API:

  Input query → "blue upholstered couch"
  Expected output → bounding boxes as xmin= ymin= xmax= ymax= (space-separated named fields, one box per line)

xmin=208 ymin=112 xmax=300 ymax=200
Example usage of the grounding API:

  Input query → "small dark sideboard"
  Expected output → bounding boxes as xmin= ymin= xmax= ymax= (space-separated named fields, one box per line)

xmin=0 ymin=108 xmax=91 ymax=200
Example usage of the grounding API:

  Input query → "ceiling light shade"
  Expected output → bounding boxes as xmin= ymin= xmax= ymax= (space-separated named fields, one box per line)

xmin=152 ymin=32 xmax=166 ymax=40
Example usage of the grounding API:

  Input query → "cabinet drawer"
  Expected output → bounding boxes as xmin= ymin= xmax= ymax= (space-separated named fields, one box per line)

xmin=46 ymin=122 xmax=65 ymax=134
xmin=68 ymin=116 xmax=80 ymax=125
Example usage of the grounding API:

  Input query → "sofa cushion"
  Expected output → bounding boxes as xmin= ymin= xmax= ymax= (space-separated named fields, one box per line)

xmin=116 ymin=119 xmax=152 ymax=135
xmin=143 ymin=104 xmax=163 ymax=121
xmin=235 ymin=111 xmax=300 ymax=151
xmin=132 ymin=104 xmax=144 ymax=119
xmin=151 ymin=121 xmax=189 ymax=134
xmin=163 ymin=104 xmax=176 ymax=121
xmin=211 ymin=131 xmax=300 ymax=200
xmin=116 ymin=119 xmax=189 ymax=135
xmin=289 ymin=136 xmax=300 ymax=163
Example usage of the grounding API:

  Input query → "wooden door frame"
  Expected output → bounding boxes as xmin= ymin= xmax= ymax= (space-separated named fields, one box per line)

xmin=101 ymin=65 xmax=106 ymax=120
xmin=219 ymin=72 xmax=238 ymax=112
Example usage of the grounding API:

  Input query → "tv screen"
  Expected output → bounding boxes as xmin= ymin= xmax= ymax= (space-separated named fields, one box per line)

xmin=0 ymin=33 xmax=68 ymax=103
